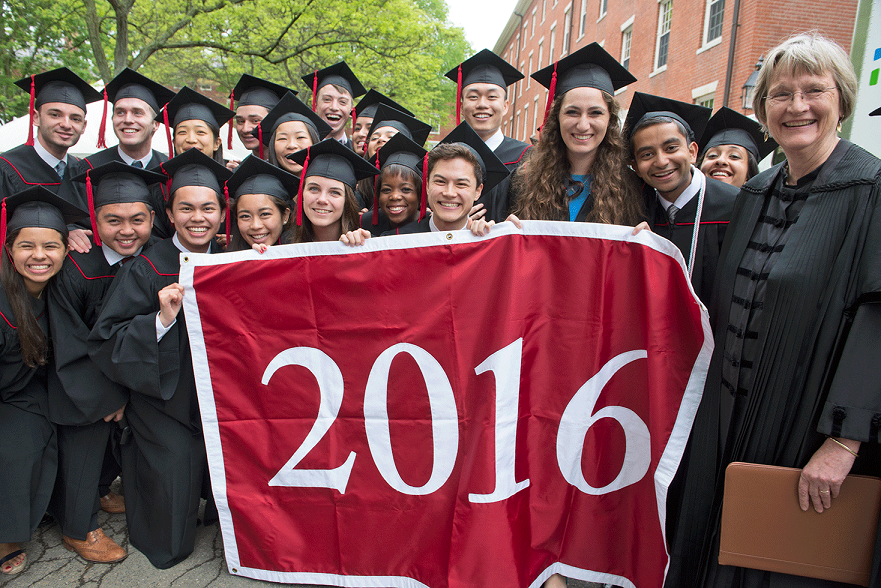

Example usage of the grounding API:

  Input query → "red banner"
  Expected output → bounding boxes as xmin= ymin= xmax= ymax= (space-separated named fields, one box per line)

xmin=181 ymin=221 xmax=711 ymax=588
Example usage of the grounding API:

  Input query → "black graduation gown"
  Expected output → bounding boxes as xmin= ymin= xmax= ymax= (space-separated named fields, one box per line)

xmin=87 ymin=238 xmax=208 ymax=569
xmin=643 ymin=173 xmax=739 ymax=304
xmin=46 ymin=245 xmax=133 ymax=538
xmin=0 ymin=291 xmax=57 ymax=544
xmin=382 ymin=214 xmax=432 ymax=235
xmin=359 ymin=208 xmax=394 ymax=237
xmin=665 ymin=140 xmax=881 ymax=588
xmin=83 ymin=147 xmax=173 ymax=239
xmin=475 ymin=136 xmax=530 ymax=222
xmin=0 ymin=144 xmax=88 ymax=214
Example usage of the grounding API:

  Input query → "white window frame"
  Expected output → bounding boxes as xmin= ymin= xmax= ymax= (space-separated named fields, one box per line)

xmin=533 ymin=96 xmax=540 ymax=139
xmin=653 ymin=0 xmax=673 ymax=73
xmin=527 ymin=53 xmax=533 ymax=89
xmin=519 ymin=61 xmax=526 ymax=96
xmin=621 ymin=24 xmax=632 ymax=73
xmin=542 ymin=0 xmax=547 ymax=23
xmin=578 ymin=0 xmax=587 ymax=39
xmin=599 ymin=0 xmax=608 ymax=21
xmin=538 ymin=39 xmax=544 ymax=69
xmin=699 ymin=0 xmax=725 ymax=52
xmin=562 ymin=6 xmax=572 ymax=56
xmin=522 ymin=23 xmax=528 ymax=49
xmin=692 ymin=81 xmax=718 ymax=110
xmin=522 ymin=105 xmax=529 ymax=142
xmin=549 ymin=25 xmax=557 ymax=65
xmin=531 ymin=8 xmax=537 ymax=38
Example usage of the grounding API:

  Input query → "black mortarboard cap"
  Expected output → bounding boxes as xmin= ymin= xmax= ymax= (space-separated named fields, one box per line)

xmin=14 ymin=67 xmax=102 ymax=147
xmin=254 ymin=91 xmax=332 ymax=148
xmin=226 ymin=154 xmax=299 ymax=202
xmin=373 ymin=132 xmax=429 ymax=224
xmin=96 ymin=68 xmax=176 ymax=149
xmin=623 ymin=92 xmax=711 ymax=145
xmin=871 ymin=107 xmax=881 ymax=117
xmin=232 ymin=74 xmax=295 ymax=110
xmin=287 ymin=138 xmax=379 ymax=226
xmin=223 ymin=154 xmax=299 ymax=242
xmin=698 ymin=106 xmax=777 ymax=162
xmin=15 ymin=67 xmax=102 ymax=112
xmin=445 ymin=50 xmax=524 ymax=125
xmin=155 ymin=147 xmax=232 ymax=198
xmin=438 ymin=121 xmax=510 ymax=195
xmin=532 ymin=43 xmax=635 ymax=97
xmin=157 ymin=86 xmax=234 ymax=133
xmin=1 ymin=187 xmax=88 ymax=264
xmin=366 ymin=104 xmax=433 ymax=148
xmin=103 ymin=68 xmax=175 ymax=115
xmin=71 ymin=161 xmax=165 ymax=246
xmin=354 ymin=89 xmax=414 ymax=121
xmin=301 ymin=61 xmax=366 ymax=104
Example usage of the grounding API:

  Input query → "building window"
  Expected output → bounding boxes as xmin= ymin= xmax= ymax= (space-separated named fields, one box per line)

xmin=542 ymin=0 xmax=547 ymax=22
xmin=655 ymin=0 xmax=673 ymax=70
xmin=532 ymin=8 xmax=537 ymax=38
xmin=600 ymin=0 xmax=608 ymax=19
xmin=519 ymin=62 xmax=525 ymax=96
xmin=579 ymin=0 xmax=587 ymax=38
xmin=621 ymin=27 xmax=632 ymax=70
xmin=704 ymin=0 xmax=725 ymax=44
xmin=533 ymin=96 xmax=540 ymax=139
xmin=522 ymin=24 xmax=528 ymax=48
xmin=527 ymin=54 xmax=533 ymax=88
xmin=695 ymin=93 xmax=714 ymax=109
xmin=538 ymin=41 xmax=544 ymax=69
xmin=522 ymin=105 xmax=529 ymax=141
xmin=549 ymin=26 xmax=557 ymax=65
xmin=562 ymin=8 xmax=572 ymax=55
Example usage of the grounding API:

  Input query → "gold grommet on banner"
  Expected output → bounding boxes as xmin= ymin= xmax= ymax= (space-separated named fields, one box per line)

xmin=446 ymin=233 xmax=453 ymax=240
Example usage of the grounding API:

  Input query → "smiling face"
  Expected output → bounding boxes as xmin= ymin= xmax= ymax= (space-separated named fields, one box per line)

xmin=8 ymin=227 xmax=66 ymax=296
xmin=33 ymin=102 xmax=87 ymax=160
xmin=379 ymin=170 xmax=419 ymax=226
xmin=235 ymin=193 xmax=290 ymax=246
xmin=367 ymin=126 xmax=399 ymax=159
xmin=173 ymin=119 xmax=222 ymax=158
xmin=96 ymin=202 xmax=155 ymax=256
xmin=558 ymin=87 xmax=610 ymax=174
xmin=765 ymin=69 xmax=840 ymax=158
xmin=631 ymin=121 xmax=698 ymax=203
xmin=235 ymin=104 xmax=270 ymax=152
xmin=274 ymin=120 xmax=314 ymax=174
xmin=427 ymin=157 xmax=482 ymax=231
xmin=461 ymin=83 xmax=509 ymax=141
xmin=700 ymin=144 xmax=750 ymax=187
xmin=352 ymin=116 xmax=373 ymax=156
xmin=303 ymin=176 xmax=346 ymax=239
xmin=315 ymin=85 xmax=352 ymax=140
xmin=166 ymin=185 xmax=224 ymax=253
xmin=113 ymin=97 xmax=160 ymax=153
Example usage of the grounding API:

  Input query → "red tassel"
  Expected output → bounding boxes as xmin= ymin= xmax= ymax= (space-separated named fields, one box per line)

xmin=456 ymin=65 xmax=462 ymax=126
xmin=159 ymin=162 xmax=173 ymax=199
xmin=311 ymin=70 xmax=318 ymax=111
xmin=26 ymin=75 xmax=35 ymax=147
xmin=351 ymin=106 xmax=356 ymax=137
xmin=224 ymin=182 xmax=231 ymax=246
xmin=296 ymin=148 xmax=310 ymax=226
xmin=540 ymin=62 xmax=558 ymax=138
xmin=227 ymin=89 xmax=235 ymax=149
xmin=1 ymin=198 xmax=7 ymax=269
xmin=163 ymin=105 xmax=173 ymax=156
xmin=86 ymin=171 xmax=102 ymax=247
xmin=96 ymin=88 xmax=108 ymax=148
xmin=371 ymin=153 xmax=380 ymax=226
xmin=419 ymin=155 xmax=428 ymax=221
xmin=258 ymin=124 xmax=264 ymax=159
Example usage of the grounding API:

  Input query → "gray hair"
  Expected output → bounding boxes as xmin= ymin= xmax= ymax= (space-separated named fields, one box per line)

xmin=752 ymin=32 xmax=857 ymax=128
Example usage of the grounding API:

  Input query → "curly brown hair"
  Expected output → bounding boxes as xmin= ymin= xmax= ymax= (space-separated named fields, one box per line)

xmin=512 ymin=91 xmax=644 ymax=225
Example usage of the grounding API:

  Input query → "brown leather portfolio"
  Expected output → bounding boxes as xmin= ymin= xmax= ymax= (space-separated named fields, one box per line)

xmin=719 ymin=462 xmax=881 ymax=586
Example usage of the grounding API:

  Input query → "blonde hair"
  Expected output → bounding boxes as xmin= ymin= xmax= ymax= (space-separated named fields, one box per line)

xmin=753 ymin=32 xmax=857 ymax=128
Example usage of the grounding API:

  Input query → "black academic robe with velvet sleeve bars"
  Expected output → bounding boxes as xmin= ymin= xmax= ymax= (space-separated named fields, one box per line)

xmin=476 ymin=136 xmax=530 ymax=223
xmin=0 ymin=144 xmax=88 ymax=214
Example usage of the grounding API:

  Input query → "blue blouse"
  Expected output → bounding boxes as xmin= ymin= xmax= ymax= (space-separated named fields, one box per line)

xmin=568 ymin=174 xmax=592 ymax=222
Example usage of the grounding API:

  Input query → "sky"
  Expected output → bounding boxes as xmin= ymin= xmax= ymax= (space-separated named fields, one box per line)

xmin=445 ymin=0 xmax=518 ymax=52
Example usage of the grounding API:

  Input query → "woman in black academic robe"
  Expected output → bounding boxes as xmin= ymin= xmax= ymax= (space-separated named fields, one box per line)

xmin=665 ymin=33 xmax=881 ymax=588
xmin=0 ymin=188 xmax=84 ymax=576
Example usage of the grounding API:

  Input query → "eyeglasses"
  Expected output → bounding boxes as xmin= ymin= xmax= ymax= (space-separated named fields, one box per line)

xmin=764 ymin=87 xmax=838 ymax=105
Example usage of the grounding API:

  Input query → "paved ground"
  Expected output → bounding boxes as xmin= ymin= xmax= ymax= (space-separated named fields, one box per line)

xmin=1 ymin=483 xmax=605 ymax=588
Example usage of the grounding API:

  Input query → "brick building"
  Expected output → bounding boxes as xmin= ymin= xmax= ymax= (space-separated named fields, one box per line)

xmin=489 ymin=0 xmax=860 ymax=144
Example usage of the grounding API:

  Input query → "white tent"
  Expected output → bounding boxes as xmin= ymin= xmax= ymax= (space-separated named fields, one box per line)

xmin=0 ymin=105 xmax=253 ymax=161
